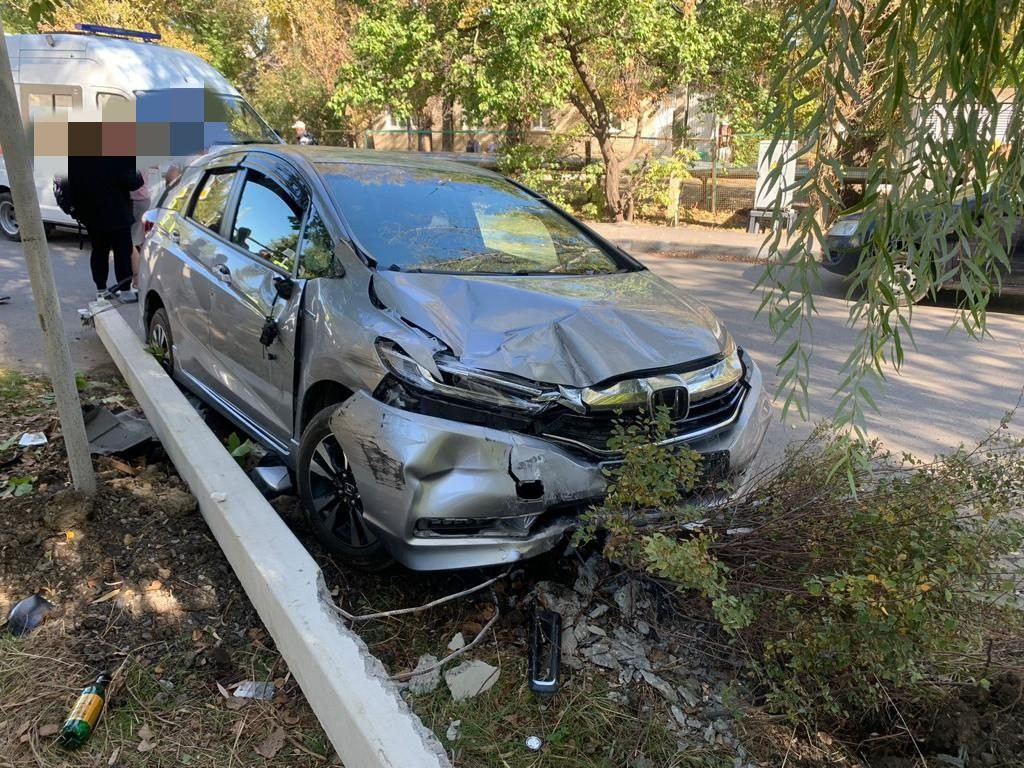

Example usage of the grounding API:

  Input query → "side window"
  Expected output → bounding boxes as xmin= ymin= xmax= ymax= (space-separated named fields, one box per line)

xmin=166 ymin=173 xmax=200 ymax=214
xmin=298 ymin=208 xmax=335 ymax=279
xmin=97 ymin=92 xmax=131 ymax=121
xmin=190 ymin=170 xmax=238 ymax=233
xmin=230 ymin=171 xmax=303 ymax=272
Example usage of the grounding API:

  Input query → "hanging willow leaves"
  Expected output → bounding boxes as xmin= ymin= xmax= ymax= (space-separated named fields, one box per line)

xmin=760 ymin=0 xmax=1024 ymax=436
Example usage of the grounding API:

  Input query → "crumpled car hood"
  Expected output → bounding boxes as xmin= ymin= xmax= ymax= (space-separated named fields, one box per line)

xmin=371 ymin=269 xmax=728 ymax=388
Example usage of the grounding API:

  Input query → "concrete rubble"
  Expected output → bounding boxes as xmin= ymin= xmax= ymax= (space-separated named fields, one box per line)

xmin=408 ymin=653 xmax=441 ymax=695
xmin=532 ymin=555 xmax=757 ymax=766
xmin=445 ymin=660 xmax=500 ymax=701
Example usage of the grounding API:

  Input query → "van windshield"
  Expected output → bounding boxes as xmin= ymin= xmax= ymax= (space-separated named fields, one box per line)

xmin=319 ymin=163 xmax=628 ymax=275
xmin=134 ymin=91 xmax=279 ymax=146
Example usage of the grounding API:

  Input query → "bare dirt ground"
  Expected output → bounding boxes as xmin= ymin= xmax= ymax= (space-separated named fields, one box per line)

xmin=3 ymin=369 xmax=1023 ymax=768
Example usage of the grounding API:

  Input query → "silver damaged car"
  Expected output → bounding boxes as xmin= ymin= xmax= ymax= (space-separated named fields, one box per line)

xmin=139 ymin=146 xmax=771 ymax=570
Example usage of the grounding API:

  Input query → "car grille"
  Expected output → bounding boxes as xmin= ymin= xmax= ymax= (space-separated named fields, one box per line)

xmin=541 ymin=379 xmax=748 ymax=458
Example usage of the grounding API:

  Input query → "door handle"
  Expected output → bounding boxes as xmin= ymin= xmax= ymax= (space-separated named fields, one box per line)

xmin=213 ymin=264 xmax=231 ymax=283
xmin=169 ymin=229 xmax=180 ymax=244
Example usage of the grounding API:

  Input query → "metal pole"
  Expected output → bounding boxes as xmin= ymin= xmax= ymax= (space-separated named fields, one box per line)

xmin=0 ymin=24 xmax=95 ymax=493
xmin=710 ymin=134 xmax=718 ymax=217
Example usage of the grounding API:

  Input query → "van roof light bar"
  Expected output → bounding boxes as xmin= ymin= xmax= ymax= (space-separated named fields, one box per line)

xmin=74 ymin=24 xmax=162 ymax=42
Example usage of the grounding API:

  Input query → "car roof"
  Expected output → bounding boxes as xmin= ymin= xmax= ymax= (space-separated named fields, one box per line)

xmin=208 ymin=145 xmax=500 ymax=180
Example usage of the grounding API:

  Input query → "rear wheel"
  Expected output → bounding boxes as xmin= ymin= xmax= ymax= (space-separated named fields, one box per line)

xmin=0 ymin=192 xmax=19 ymax=241
xmin=297 ymin=405 xmax=392 ymax=570
xmin=877 ymin=258 xmax=928 ymax=306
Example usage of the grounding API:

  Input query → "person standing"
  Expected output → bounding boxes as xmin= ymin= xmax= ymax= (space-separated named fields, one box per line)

xmin=129 ymin=173 xmax=152 ymax=292
xmin=68 ymin=154 xmax=143 ymax=302
xmin=292 ymin=120 xmax=318 ymax=146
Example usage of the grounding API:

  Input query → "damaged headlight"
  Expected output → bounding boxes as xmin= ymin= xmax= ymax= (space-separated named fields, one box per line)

xmin=375 ymin=339 xmax=554 ymax=414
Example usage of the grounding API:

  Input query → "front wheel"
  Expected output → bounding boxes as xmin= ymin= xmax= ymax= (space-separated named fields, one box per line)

xmin=146 ymin=307 xmax=174 ymax=374
xmin=0 ymin=192 xmax=20 ymax=241
xmin=297 ymin=406 xmax=392 ymax=570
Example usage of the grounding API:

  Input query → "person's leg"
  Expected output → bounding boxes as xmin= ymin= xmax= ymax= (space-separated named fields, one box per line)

xmin=89 ymin=229 xmax=111 ymax=292
xmin=111 ymin=227 xmax=135 ymax=294
xmin=131 ymin=197 xmax=146 ymax=288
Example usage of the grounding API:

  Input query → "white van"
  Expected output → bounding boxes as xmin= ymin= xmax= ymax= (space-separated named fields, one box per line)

xmin=0 ymin=27 xmax=281 ymax=240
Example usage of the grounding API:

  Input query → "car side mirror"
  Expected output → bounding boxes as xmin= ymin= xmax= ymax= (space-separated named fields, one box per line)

xmin=273 ymin=275 xmax=295 ymax=300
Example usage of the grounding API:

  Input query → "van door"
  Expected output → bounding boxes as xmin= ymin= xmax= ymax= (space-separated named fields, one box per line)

xmin=207 ymin=161 xmax=307 ymax=449
xmin=17 ymin=82 xmax=81 ymax=225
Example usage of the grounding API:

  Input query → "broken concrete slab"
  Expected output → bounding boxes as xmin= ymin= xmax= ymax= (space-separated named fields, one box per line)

xmin=444 ymin=660 xmax=500 ymax=701
xmin=408 ymin=654 xmax=441 ymax=696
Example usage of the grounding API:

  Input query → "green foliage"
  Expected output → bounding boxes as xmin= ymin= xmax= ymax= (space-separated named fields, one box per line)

xmin=340 ymin=0 xmax=755 ymax=218
xmin=760 ymin=0 xmax=1024 ymax=435
xmin=0 ymin=370 xmax=29 ymax=401
xmin=496 ymin=130 xmax=601 ymax=211
xmin=225 ymin=432 xmax=255 ymax=465
xmin=1 ymin=475 xmax=36 ymax=498
xmin=627 ymin=146 xmax=698 ymax=219
xmin=582 ymin=410 xmax=1024 ymax=731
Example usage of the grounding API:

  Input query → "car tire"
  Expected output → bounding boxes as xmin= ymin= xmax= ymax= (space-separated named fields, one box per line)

xmin=147 ymin=307 xmax=175 ymax=374
xmin=297 ymin=405 xmax=393 ymax=571
xmin=877 ymin=260 xmax=928 ymax=306
xmin=0 ymin=192 xmax=20 ymax=241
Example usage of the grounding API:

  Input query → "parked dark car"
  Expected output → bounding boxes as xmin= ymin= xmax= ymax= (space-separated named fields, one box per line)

xmin=139 ymin=146 xmax=771 ymax=570
xmin=823 ymin=196 xmax=1024 ymax=304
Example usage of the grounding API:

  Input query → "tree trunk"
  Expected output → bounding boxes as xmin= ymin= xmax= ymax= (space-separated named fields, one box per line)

xmin=599 ymin=137 xmax=624 ymax=221
xmin=441 ymin=97 xmax=455 ymax=152
xmin=417 ymin=110 xmax=433 ymax=152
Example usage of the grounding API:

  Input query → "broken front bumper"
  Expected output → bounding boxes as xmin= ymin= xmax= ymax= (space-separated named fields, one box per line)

xmin=329 ymin=358 xmax=771 ymax=571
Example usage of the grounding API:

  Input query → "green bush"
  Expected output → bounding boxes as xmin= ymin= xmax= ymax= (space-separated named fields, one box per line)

xmin=579 ymin=414 xmax=1024 ymax=730
xmin=498 ymin=130 xmax=603 ymax=214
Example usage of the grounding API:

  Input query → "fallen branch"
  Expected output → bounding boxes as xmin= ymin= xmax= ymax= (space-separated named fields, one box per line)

xmin=329 ymin=568 xmax=510 ymax=622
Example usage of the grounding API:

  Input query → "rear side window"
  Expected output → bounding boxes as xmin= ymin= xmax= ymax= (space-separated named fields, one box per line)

xmin=230 ymin=171 xmax=303 ymax=272
xmin=190 ymin=170 xmax=238 ymax=234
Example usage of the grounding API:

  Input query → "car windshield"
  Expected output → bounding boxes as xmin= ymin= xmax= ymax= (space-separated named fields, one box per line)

xmin=319 ymin=163 xmax=626 ymax=275
xmin=135 ymin=90 xmax=279 ymax=145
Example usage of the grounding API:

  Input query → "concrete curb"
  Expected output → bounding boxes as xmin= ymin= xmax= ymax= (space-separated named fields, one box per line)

xmin=94 ymin=309 xmax=451 ymax=768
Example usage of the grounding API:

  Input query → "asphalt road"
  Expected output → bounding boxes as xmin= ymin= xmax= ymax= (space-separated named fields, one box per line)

xmin=2 ymin=231 xmax=1023 ymax=462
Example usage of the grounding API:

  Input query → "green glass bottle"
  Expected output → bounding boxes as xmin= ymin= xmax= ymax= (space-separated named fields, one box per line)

xmin=57 ymin=671 xmax=111 ymax=748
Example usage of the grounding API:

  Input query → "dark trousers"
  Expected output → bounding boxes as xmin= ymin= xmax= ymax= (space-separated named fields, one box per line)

xmin=88 ymin=227 xmax=133 ymax=292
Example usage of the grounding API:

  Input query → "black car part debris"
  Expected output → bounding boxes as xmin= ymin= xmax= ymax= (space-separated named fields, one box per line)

xmin=7 ymin=593 xmax=54 ymax=635
xmin=82 ymin=404 xmax=156 ymax=455
xmin=528 ymin=609 xmax=562 ymax=696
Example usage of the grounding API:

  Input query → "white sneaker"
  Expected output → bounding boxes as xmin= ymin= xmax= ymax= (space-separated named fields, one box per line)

xmin=96 ymin=290 xmax=108 ymax=302
xmin=118 ymin=288 xmax=139 ymax=304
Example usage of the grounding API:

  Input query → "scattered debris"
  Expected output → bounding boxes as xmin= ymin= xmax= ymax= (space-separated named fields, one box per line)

xmin=83 ymin=405 xmax=156 ymax=455
xmin=446 ymin=632 xmax=466 ymax=652
xmin=17 ymin=431 xmax=47 ymax=447
xmin=444 ymin=660 xmax=500 ymax=701
xmin=6 ymin=593 xmax=54 ymax=635
xmin=528 ymin=610 xmax=562 ymax=696
xmin=445 ymin=720 xmax=461 ymax=742
xmin=57 ymin=671 xmax=112 ymax=749
xmin=233 ymin=680 xmax=276 ymax=700
xmin=254 ymin=726 xmax=287 ymax=759
xmin=136 ymin=723 xmax=157 ymax=753
xmin=407 ymin=654 xmax=441 ymax=695
xmin=525 ymin=735 xmax=543 ymax=751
